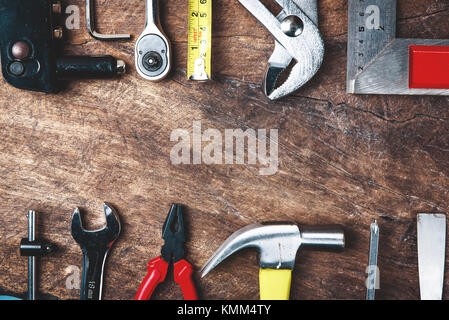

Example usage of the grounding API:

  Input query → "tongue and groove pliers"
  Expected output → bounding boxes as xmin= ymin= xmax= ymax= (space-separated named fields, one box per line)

xmin=238 ymin=0 xmax=324 ymax=100
xmin=135 ymin=204 xmax=198 ymax=300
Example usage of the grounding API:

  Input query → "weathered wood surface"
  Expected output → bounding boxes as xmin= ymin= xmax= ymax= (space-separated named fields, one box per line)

xmin=0 ymin=0 xmax=448 ymax=300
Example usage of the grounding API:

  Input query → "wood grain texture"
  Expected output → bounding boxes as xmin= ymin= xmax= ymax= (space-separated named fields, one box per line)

xmin=0 ymin=0 xmax=448 ymax=300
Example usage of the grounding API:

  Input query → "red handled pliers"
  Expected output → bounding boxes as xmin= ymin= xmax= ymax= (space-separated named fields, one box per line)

xmin=135 ymin=204 xmax=198 ymax=300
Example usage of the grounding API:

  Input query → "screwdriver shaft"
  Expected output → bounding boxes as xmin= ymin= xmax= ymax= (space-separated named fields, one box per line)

xmin=27 ymin=211 xmax=36 ymax=301
xmin=366 ymin=221 xmax=379 ymax=300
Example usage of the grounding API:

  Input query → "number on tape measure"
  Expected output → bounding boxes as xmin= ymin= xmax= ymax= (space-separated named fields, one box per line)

xmin=187 ymin=0 xmax=212 ymax=81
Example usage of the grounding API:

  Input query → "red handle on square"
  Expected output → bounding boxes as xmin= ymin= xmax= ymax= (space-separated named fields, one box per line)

xmin=409 ymin=45 xmax=449 ymax=89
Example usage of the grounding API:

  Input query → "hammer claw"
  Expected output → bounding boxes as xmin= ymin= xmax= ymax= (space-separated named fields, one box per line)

xmin=201 ymin=223 xmax=302 ymax=277
xmin=200 ymin=224 xmax=258 ymax=278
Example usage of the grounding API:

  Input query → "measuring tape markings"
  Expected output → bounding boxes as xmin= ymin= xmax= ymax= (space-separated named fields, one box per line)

xmin=188 ymin=0 xmax=212 ymax=80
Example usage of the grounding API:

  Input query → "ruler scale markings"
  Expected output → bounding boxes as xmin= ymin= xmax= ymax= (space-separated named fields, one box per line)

xmin=347 ymin=0 xmax=396 ymax=93
xmin=347 ymin=0 xmax=449 ymax=95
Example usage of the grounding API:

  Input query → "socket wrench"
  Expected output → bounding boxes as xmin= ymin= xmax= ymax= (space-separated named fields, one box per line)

xmin=135 ymin=0 xmax=171 ymax=81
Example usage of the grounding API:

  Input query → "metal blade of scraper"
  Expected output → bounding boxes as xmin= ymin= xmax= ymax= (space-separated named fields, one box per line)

xmin=346 ymin=0 xmax=449 ymax=95
xmin=417 ymin=214 xmax=446 ymax=300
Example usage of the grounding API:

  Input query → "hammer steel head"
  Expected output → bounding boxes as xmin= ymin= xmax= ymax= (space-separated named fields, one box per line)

xmin=71 ymin=203 xmax=121 ymax=250
xmin=201 ymin=223 xmax=345 ymax=278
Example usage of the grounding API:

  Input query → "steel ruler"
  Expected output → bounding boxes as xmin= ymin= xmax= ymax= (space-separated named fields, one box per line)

xmin=347 ymin=0 xmax=449 ymax=95
xmin=187 ymin=0 xmax=212 ymax=81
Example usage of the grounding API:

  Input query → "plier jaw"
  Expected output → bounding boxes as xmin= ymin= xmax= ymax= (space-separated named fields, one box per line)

xmin=135 ymin=204 xmax=198 ymax=300
xmin=239 ymin=0 xmax=324 ymax=100
xmin=161 ymin=204 xmax=185 ymax=263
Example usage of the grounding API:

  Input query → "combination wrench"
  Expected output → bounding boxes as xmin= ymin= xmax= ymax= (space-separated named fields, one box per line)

xmin=71 ymin=203 xmax=121 ymax=300
xmin=135 ymin=0 xmax=171 ymax=81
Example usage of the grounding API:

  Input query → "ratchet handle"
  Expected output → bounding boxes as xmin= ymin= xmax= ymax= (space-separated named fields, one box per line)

xmin=135 ymin=257 xmax=169 ymax=300
xmin=81 ymin=248 xmax=109 ymax=300
xmin=136 ymin=0 xmax=171 ymax=81
xmin=145 ymin=0 xmax=160 ymax=28
xmin=174 ymin=259 xmax=198 ymax=300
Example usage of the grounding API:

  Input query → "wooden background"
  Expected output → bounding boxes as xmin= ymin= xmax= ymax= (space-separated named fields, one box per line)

xmin=0 ymin=0 xmax=448 ymax=300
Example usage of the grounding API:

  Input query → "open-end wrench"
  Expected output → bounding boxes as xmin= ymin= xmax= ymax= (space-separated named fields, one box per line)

xmin=135 ymin=0 xmax=171 ymax=81
xmin=71 ymin=203 xmax=121 ymax=300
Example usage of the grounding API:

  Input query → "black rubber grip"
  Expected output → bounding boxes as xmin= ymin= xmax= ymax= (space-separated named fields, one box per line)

xmin=56 ymin=56 xmax=119 ymax=79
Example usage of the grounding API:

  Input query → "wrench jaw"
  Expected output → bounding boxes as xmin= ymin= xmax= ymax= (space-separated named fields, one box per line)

xmin=103 ymin=203 xmax=121 ymax=244
xmin=70 ymin=203 xmax=121 ymax=300
xmin=71 ymin=208 xmax=83 ymax=247
xmin=71 ymin=204 xmax=121 ymax=248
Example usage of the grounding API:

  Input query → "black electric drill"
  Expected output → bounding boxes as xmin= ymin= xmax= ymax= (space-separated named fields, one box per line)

xmin=0 ymin=0 xmax=125 ymax=93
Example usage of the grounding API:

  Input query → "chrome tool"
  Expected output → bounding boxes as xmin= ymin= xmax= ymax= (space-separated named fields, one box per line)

xmin=201 ymin=223 xmax=345 ymax=300
xmin=417 ymin=214 xmax=446 ymax=300
xmin=366 ymin=220 xmax=379 ymax=300
xmin=135 ymin=0 xmax=171 ymax=81
xmin=347 ymin=0 xmax=449 ymax=95
xmin=71 ymin=203 xmax=121 ymax=300
xmin=0 ymin=210 xmax=55 ymax=301
xmin=237 ymin=0 xmax=324 ymax=100
xmin=20 ymin=211 xmax=55 ymax=300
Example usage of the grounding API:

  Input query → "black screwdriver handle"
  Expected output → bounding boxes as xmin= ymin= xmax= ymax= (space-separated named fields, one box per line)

xmin=56 ymin=56 xmax=126 ymax=79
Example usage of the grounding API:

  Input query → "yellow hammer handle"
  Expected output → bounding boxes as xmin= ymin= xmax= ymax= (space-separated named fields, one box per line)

xmin=259 ymin=269 xmax=292 ymax=300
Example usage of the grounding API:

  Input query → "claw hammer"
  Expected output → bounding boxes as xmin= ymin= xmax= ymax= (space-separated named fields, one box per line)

xmin=201 ymin=223 xmax=345 ymax=300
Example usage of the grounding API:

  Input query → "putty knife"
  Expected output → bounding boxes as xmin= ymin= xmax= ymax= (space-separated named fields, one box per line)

xmin=417 ymin=214 xmax=446 ymax=300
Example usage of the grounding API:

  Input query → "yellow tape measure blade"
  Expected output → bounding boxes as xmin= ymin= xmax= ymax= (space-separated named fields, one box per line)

xmin=187 ymin=0 xmax=212 ymax=81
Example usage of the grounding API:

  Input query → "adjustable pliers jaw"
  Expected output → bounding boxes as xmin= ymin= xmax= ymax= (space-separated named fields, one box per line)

xmin=239 ymin=0 xmax=324 ymax=100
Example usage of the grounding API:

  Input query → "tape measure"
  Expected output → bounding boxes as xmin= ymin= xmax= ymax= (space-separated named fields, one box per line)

xmin=187 ymin=0 xmax=212 ymax=81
